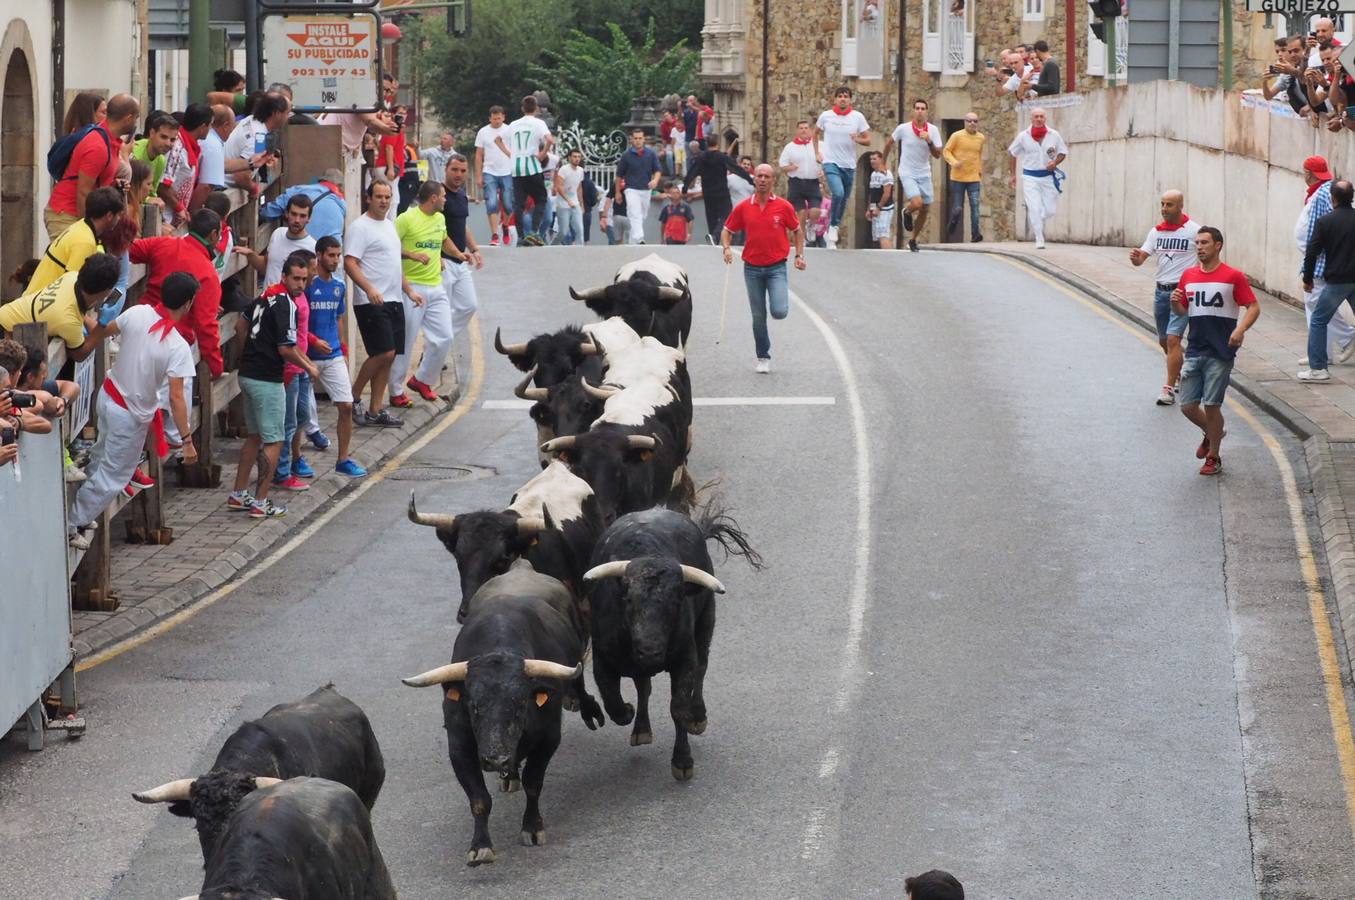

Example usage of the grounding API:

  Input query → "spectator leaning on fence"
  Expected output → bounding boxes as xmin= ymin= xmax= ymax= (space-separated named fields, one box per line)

xmin=67 ymin=272 xmax=201 ymax=549
xmin=25 ymin=186 xmax=126 ymax=293
xmin=263 ymin=169 xmax=347 ymax=241
xmin=45 ymin=93 xmax=140 ymax=240
xmin=129 ymin=208 xmax=226 ymax=379
xmin=191 ymin=105 xmax=235 ymax=210
xmin=223 ymin=91 xmax=288 ymax=194
xmin=239 ymin=193 xmax=317 ymax=287
xmin=0 ymin=253 xmax=120 ymax=362
xmin=0 ymin=339 xmax=83 ymax=482
xmin=159 ymin=103 xmax=212 ymax=228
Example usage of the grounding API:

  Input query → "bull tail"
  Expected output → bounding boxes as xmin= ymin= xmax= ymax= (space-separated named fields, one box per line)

xmin=695 ymin=497 xmax=765 ymax=571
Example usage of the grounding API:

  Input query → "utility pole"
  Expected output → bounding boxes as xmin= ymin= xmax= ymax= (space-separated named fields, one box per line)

xmin=188 ymin=0 xmax=212 ymax=104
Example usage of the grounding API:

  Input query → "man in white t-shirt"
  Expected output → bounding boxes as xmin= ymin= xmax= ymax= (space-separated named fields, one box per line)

xmin=1129 ymin=189 xmax=1203 ymax=406
xmin=814 ymin=86 xmax=871 ymax=248
xmin=555 ymin=148 xmax=587 ymax=245
xmin=223 ymin=93 xmax=289 ymax=192
xmin=68 ymin=273 xmax=198 ymax=546
xmin=499 ymin=95 xmax=554 ymax=246
xmin=190 ymin=105 xmax=232 ymax=211
xmin=346 ymin=180 xmax=419 ymax=427
xmin=474 ymin=105 xmax=515 ymax=247
xmin=238 ymin=193 xmax=318 ymax=286
xmin=779 ymin=120 xmax=824 ymax=236
xmin=1007 ymin=107 xmax=1068 ymax=250
xmin=885 ymin=99 xmax=943 ymax=252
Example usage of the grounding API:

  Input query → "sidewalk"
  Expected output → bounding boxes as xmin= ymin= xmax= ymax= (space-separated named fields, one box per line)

xmin=940 ymin=241 xmax=1355 ymax=675
xmin=71 ymin=388 xmax=457 ymax=659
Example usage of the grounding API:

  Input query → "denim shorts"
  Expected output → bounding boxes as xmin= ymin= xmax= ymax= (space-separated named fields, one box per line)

xmin=1178 ymin=355 xmax=1233 ymax=407
xmin=482 ymin=172 xmax=514 ymax=215
xmin=239 ymin=375 xmax=287 ymax=443
xmin=899 ymin=172 xmax=933 ymax=204
xmin=1153 ymin=284 xmax=1188 ymax=339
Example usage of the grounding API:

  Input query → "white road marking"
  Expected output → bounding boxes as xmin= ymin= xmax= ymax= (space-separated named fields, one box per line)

xmin=787 ymin=289 xmax=874 ymax=862
xmin=482 ymin=396 xmax=836 ymax=410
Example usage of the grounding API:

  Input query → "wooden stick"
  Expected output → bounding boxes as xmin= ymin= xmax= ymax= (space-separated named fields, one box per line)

xmin=716 ymin=255 xmax=731 ymax=345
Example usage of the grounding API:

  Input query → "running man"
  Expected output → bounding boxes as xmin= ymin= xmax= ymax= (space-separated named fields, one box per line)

xmin=943 ymin=111 xmax=986 ymax=243
xmin=815 ymin=87 xmax=871 ymax=249
xmin=778 ymin=120 xmax=823 ymax=236
xmin=616 ymin=128 xmax=662 ymax=245
xmin=475 ymin=106 xmax=513 ymax=246
xmin=1007 ymin=107 xmax=1068 ymax=250
xmin=1170 ymin=226 xmax=1261 ymax=475
xmin=500 ymin=95 xmax=554 ymax=246
xmin=1130 ymin=189 xmax=1201 ymax=405
xmin=389 ymin=181 xmax=447 ymax=409
xmin=886 ymin=98 xmax=942 ymax=252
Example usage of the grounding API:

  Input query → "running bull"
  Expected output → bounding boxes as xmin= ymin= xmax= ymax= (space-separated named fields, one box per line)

xmin=569 ymin=253 xmax=692 ymax=348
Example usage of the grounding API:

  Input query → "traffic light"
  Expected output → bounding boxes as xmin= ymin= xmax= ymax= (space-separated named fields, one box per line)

xmin=1089 ymin=0 xmax=1121 ymax=42
xmin=448 ymin=0 xmax=471 ymax=36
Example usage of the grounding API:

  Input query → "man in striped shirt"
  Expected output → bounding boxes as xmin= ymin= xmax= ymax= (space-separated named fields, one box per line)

xmin=498 ymin=95 xmax=555 ymax=246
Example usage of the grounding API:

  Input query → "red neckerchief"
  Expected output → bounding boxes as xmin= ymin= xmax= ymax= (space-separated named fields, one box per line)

xmin=832 ymin=105 xmax=854 ymax=116
xmin=177 ymin=127 xmax=201 ymax=169
xmin=792 ymin=137 xmax=811 ymax=145
xmin=1030 ymin=125 xmax=1048 ymax=142
xmin=1155 ymin=215 xmax=1190 ymax=232
xmin=911 ymin=121 xmax=929 ymax=139
xmin=261 ymin=282 xmax=290 ymax=303
xmin=1307 ymin=178 xmax=1330 ymax=201
xmin=148 ymin=303 xmax=177 ymax=342
xmin=317 ymin=179 xmax=344 ymax=198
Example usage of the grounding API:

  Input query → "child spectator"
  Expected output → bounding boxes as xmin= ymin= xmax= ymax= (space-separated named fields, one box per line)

xmin=659 ymin=182 xmax=695 ymax=245
xmin=306 ymin=236 xmax=364 ymax=477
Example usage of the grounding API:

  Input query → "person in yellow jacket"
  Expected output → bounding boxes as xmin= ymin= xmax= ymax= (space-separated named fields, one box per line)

xmin=942 ymin=111 xmax=987 ymax=243
xmin=25 ymin=186 xmax=125 ymax=293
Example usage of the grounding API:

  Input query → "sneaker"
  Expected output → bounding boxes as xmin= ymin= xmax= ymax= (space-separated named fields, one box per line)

xmin=68 ymin=529 xmax=91 ymax=551
xmin=292 ymin=456 xmax=315 ymax=479
xmin=306 ymin=429 xmax=330 ymax=451
xmin=129 ymin=467 xmax=155 ymax=490
xmin=272 ymin=474 xmax=310 ymax=492
xmin=249 ymin=498 xmax=287 ymax=518
xmin=1199 ymin=456 xmax=1222 ymax=476
xmin=389 ymin=393 xmax=414 ymax=409
xmin=489 ymin=235 xmax=500 ymax=246
xmin=973 ymin=234 xmax=984 ymax=243
xmin=407 ymin=376 xmax=438 ymax=402
xmin=1035 ymin=239 xmax=1047 ymax=250
xmin=351 ymin=401 xmax=365 ymax=424
xmin=365 ymin=409 xmax=404 ymax=428
xmin=902 ymin=213 xmax=914 ymax=232
xmin=64 ymin=462 xmax=87 ymax=483
xmin=1297 ymin=368 xmax=1332 ymax=382
xmin=755 ymin=358 xmax=771 ymax=374
xmin=336 ymin=458 xmax=368 ymax=478
xmin=1340 ymin=341 xmax=1355 ymax=364
xmin=1196 ymin=432 xmax=1211 ymax=460
xmin=226 ymin=490 xmax=256 ymax=511
xmin=1155 ymin=385 xmax=1177 ymax=406
xmin=908 ymin=239 xmax=919 ymax=253
xmin=827 ymin=225 xmax=839 ymax=247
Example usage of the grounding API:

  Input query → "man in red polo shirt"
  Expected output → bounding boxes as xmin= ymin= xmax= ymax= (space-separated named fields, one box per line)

xmin=722 ymin=163 xmax=806 ymax=373
xmin=46 ymin=93 xmax=140 ymax=239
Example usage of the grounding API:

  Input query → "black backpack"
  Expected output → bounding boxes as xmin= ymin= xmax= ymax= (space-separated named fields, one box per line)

xmin=582 ymin=174 xmax=599 ymax=209
xmin=47 ymin=124 xmax=112 ymax=182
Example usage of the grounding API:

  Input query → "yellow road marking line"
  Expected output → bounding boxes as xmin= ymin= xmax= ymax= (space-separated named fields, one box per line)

xmin=993 ymin=253 xmax=1355 ymax=843
xmin=76 ymin=317 xmax=487 ymax=673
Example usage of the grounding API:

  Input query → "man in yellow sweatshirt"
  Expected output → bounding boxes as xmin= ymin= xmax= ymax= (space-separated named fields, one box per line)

xmin=943 ymin=112 xmax=986 ymax=243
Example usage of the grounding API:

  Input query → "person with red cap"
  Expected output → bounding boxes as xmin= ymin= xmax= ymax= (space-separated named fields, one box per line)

xmin=1296 ymin=155 xmax=1355 ymax=377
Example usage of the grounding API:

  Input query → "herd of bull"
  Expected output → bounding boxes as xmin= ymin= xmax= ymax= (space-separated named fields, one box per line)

xmin=131 ymin=255 xmax=762 ymax=899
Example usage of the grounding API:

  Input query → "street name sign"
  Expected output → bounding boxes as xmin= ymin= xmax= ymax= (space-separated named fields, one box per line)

xmin=1245 ymin=0 xmax=1355 ymax=12
xmin=261 ymin=10 xmax=382 ymax=112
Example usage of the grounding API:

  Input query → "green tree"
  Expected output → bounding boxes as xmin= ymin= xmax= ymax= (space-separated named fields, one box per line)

xmin=408 ymin=0 xmax=574 ymax=128
xmin=529 ymin=21 xmax=699 ymax=135
xmin=569 ymin=0 xmax=705 ymax=49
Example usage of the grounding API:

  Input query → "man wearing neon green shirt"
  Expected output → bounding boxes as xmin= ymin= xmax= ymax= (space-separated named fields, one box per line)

xmin=389 ymin=180 xmax=461 ymax=407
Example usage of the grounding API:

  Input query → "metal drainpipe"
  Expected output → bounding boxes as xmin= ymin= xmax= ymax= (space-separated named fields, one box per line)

xmin=1065 ymin=0 xmax=1076 ymax=92
xmin=897 ymin=0 xmax=906 ymax=121
xmin=760 ymin=0 xmax=770 ymax=162
xmin=1221 ymin=0 xmax=1234 ymax=89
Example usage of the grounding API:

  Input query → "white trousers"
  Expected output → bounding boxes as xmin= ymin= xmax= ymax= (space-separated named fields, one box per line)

xmin=1304 ymin=277 xmax=1355 ymax=352
xmin=390 ymin=281 xmax=449 ymax=394
xmin=71 ymin=392 xmax=148 ymax=528
xmin=413 ymin=261 xmax=479 ymax=385
xmin=1021 ymin=174 xmax=1060 ymax=243
xmin=305 ymin=382 xmax=320 ymax=435
xmin=156 ymin=374 xmax=192 ymax=445
xmin=624 ymin=188 xmax=651 ymax=244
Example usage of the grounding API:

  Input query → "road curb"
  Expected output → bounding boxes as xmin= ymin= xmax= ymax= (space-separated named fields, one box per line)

xmin=71 ymin=386 xmax=462 ymax=661
xmin=937 ymin=244 xmax=1355 ymax=680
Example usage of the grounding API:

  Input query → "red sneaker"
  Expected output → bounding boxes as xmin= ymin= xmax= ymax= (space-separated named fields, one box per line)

xmin=389 ymin=393 xmax=414 ymax=409
xmin=271 ymin=474 xmax=311 ymax=491
xmin=129 ymin=467 xmax=155 ymax=489
xmin=489 ymin=235 xmax=500 ymax=246
xmin=407 ymin=377 xmax=438 ymax=402
xmin=1199 ymin=456 xmax=1222 ymax=476
xmin=1195 ymin=433 xmax=1210 ymax=460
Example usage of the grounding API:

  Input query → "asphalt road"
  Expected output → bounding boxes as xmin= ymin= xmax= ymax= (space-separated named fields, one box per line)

xmin=4 ymin=243 xmax=1355 ymax=900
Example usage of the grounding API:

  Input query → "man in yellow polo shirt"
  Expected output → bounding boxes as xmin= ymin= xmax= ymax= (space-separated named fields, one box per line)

xmin=389 ymin=180 xmax=457 ymax=408
xmin=943 ymin=111 xmax=987 ymax=243
xmin=0 ymin=254 xmax=121 ymax=361
xmin=25 ymin=187 xmax=126 ymax=293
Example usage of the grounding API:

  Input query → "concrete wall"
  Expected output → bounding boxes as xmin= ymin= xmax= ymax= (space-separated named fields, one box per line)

xmin=1027 ymin=80 xmax=1339 ymax=301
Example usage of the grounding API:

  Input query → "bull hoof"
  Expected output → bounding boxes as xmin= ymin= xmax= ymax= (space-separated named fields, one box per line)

xmin=671 ymin=763 xmax=695 ymax=782
xmin=630 ymin=730 xmax=653 ymax=746
xmin=466 ymin=847 xmax=496 ymax=867
xmin=521 ymin=829 xmax=547 ymax=847
xmin=581 ymin=699 xmax=606 ymax=731
xmin=685 ymin=719 xmax=707 ymax=736
xmin=500 ymin=776 xmax=521 ymax=793
xmin=610 ymin=702 xmax=635 ymax=727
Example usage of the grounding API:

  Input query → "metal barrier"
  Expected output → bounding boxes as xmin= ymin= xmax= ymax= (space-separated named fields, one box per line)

xmin=0 ymin=428 xmax=81 ymax=749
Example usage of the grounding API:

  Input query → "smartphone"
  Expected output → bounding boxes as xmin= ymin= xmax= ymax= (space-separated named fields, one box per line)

xmin=101 ymin=287 xmax=123 ymax=309
xmin=1 ymin=425 xmax=14 ymax=446
xmin=1269 ymin=64 xmax=1283 ymax=75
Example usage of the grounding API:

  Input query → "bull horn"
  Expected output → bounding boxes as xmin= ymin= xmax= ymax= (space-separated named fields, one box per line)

xmin=680 ymin=565 xmax=727 ymax=594
xmin=579 ymin=341 xmax=600 ymax=356
xmin=581 ymin=378 xmax=619 ymax=401
xmin=402 ymin=662 xmax=470 ymax=687
xmin=494 ymin=327 xmax=529 ymax=356
xmin=516 ymin=516 xmax=547 ymax=535
xmin=133 ymin=778 xmax=195 ymax=804
xmin=570 ymin=285 xmax=607 ymax=302
xmin=583 ymin=560 xmax=631 ymax=582
xmin=656 ymin=286 xmax=685 ymax=302
xmin=408 ymin=492 xmax=458 ymax=529
xmin=253 ymin=777 xmax=282 ymax=790
xmin=541 ymin=436 xmax=577 ymax=454
xmin=626 ymin=435 xmax=657 ymax=450
xmin=522 ymin=659 xmax=583 ymax=680
xmin=514 ymin=368 xmax=549 ymax=402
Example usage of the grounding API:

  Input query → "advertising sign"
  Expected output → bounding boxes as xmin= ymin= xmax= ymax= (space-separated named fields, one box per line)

xmin=261 ymin=11 xmax=382 ymax=112
xmin=1244 ymin=0 xmax=1355 ymax=12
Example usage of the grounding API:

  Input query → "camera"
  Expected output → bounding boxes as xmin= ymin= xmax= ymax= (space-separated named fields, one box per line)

xmin=3 ymin=389 xmax=36 ymax=409
xmin=394 ymin=113 xmax=406 ymax=128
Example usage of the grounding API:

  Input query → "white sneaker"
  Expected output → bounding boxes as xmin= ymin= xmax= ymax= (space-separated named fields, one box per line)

xmin=1340 ymin=341 xmax=1355 ymax=364
xmin=755 ymin=358 xmax=771 ymax=374
xmin=1034 ymin=239 xmax=1047 ymax=249
xmin=827 ymin=225 xmax=839 ymax=248
xmin=68 ymin=530 xmax=91 ymax=551
xmin=64 ymin=462 xmax=87 ymax=483
xmin=1298 ymin=368 xmax=1332 ymax=382
xmin=1155 ymin=385 xmax=1177 ymax=406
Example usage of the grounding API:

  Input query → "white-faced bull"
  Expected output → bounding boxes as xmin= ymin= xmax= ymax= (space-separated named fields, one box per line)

xmin=584 ymin=505 xmax=761 ymax=780
xmin=174 ymin=776 xmax=395 ymax=900
xmin=132 ymin=685 xmax=385 ymax=863
xmin=569 ymin=253 xmax=692 ymax=348
xmin=401 ymin=591 xmax=591 ymax=866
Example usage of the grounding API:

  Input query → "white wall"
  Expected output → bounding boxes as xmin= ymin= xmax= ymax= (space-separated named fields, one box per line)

xmin=1021 ymin=81 xmax=1347 ymax=301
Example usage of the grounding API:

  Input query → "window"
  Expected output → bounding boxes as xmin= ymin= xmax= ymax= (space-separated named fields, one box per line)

xmin=923 ymin=0 xmax=975 ymax=74
xmin=842 ymin=0 xmax=886 ymax=78
xmin=842 ymin=0 xmax=859 ymax=76
xmin=1087 ymin=16 xmax=1127 ymax=79
xmin=1024 ymin=0 xmax=1044 ymax=21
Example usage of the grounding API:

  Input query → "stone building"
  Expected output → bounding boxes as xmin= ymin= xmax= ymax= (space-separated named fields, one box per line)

xmin=700 ymin=0 xmax=1299 ymax=246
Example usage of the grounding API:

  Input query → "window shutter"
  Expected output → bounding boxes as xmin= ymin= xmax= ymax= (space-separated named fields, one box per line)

xmin=841 ymin=0 xmax=859 ymax=76
xmin=1087 ymin=22 xmax=1106 ymax=76
xmin=942 ymin=0 xmax=976 ymax=75
xmin=922 ymin=0 xmax=941 ymax=72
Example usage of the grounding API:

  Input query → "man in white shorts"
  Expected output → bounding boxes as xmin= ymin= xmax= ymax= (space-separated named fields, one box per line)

xmin=1129 ymin=189 xmax=1202 ymax=406
xmin=886 ymin=98 xmax=942 ymax=252
xmin=305 ymin=235 xmax=364 ymax=476
xmin=1008 ymin=107 xmax=1068 ymax=249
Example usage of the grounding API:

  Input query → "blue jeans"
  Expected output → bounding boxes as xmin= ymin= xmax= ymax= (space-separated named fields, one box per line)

xmin=744 ymin=261 xmax=789 ymax=359
xmin=823 ymin=163 xmax=856 ymax=227
xmin=1308 ymin=281 xmax=1355 ymax=371
xmin=483 ymin=173 xmax=513 ymax=217
xmin=276 ymin=373 xmax=312 ymax=479
xmin=560 ymin=203 xmax=584 ymax=245
xmin=947 ymin=180 xmax=982 ymax=240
